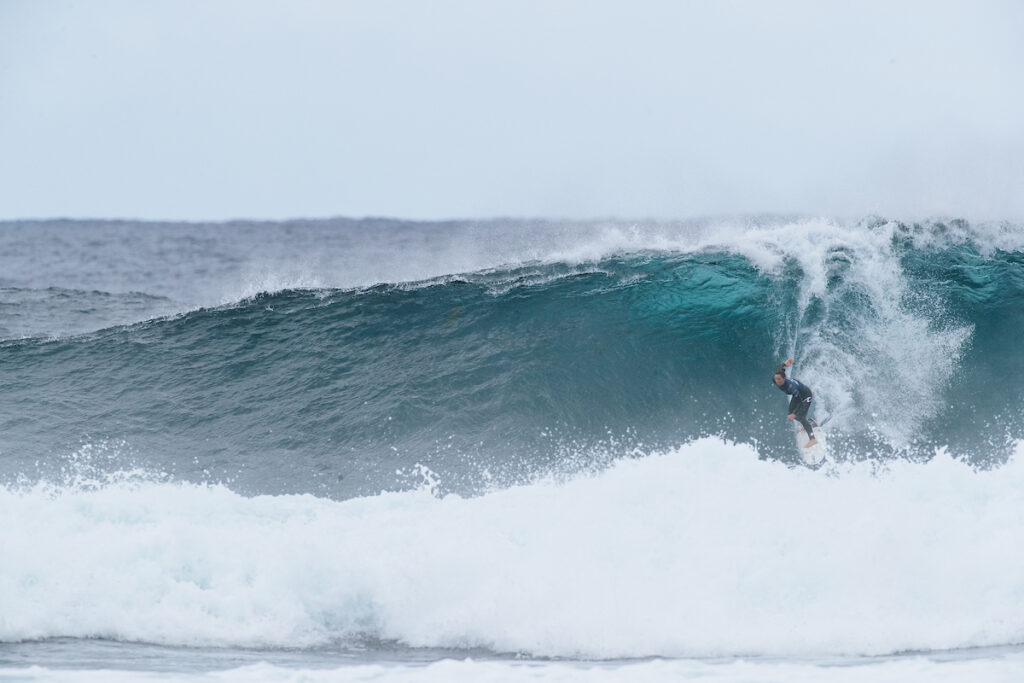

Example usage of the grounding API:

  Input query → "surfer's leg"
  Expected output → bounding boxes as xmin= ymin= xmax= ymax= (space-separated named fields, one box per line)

xmin=794 ymin=399 xmax=815 ymax=440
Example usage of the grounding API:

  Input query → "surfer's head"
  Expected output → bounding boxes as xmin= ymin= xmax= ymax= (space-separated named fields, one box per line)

xmin=773 ymin=366 xmax=787 ymax=385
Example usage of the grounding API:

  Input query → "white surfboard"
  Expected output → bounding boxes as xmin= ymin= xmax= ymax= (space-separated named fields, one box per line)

xmin=796 ymin=422 xmax=826 ymax=466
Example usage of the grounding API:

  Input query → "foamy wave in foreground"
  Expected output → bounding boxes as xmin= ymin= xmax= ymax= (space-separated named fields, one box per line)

xmin=3 ymin=438 xmax=1024 ymax=658
xmin=8 ymin=653 xmax=1024 ymax=683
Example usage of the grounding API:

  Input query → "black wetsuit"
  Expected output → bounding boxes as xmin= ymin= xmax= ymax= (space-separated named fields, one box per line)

xmin=775 ymin=374 xmax=815 ymax=440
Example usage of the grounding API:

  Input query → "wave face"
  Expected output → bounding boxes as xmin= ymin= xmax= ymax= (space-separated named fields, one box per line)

xmin=1 ymin=216 xmax=1024 ymax=658
xmin=1 ymin=218 xmax=1021 ymax=496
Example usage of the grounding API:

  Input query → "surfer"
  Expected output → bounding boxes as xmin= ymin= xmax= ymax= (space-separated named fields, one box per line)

xmin=773 ymin=359 xmax=818 ymax=448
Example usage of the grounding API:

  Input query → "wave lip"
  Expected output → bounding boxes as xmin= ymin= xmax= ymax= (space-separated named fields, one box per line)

xmin=3 ymin=438 xmax=1024 ymax=659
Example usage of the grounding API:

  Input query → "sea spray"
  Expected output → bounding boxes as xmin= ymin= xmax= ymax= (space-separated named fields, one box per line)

xmin=2 ymin=438 xmax=1023 ymax=657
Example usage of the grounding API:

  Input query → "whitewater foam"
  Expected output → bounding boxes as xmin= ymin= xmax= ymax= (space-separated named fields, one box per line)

xmin=7 ymin=652 xmax=1024 ymax=683
xmin=3 ymin=438 xmax=1023 ymax=658
xmin=678 ymin=218 xmax=976 ymax=445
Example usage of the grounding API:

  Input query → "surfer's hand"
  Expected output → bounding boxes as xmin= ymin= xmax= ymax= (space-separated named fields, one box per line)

xmin=787 ymin=414 xmax=795 ymax=420
xmin=784 ymin=359 xmax=793 ymax=367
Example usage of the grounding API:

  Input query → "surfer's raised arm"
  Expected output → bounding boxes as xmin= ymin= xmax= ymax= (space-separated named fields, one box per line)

xmin=773 ymin=358 xmax=794 ymax=378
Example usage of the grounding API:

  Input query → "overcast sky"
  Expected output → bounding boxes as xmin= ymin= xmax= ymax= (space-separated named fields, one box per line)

xmin=1 ymin=0 xmax=1022 ymax=222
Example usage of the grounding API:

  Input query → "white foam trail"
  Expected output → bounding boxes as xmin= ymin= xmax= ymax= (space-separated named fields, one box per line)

xmin=3 ymin=438 xmax=1023 ymax=659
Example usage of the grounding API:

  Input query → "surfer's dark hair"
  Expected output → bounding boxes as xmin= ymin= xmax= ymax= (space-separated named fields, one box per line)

xmin=774 ymin=365 xmax=787 ymax=377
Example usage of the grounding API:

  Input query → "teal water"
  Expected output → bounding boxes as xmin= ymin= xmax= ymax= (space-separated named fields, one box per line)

xmin=1 ymin=219 xmax=1021 ymax=497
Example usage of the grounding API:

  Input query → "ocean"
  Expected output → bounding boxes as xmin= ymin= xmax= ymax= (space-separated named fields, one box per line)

xmin=1 ymin=216 xmax=1023 ymax=681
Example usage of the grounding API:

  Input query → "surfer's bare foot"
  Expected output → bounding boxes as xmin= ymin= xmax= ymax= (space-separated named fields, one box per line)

xmin=804 ymin=439 xmax=818 ymax=448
